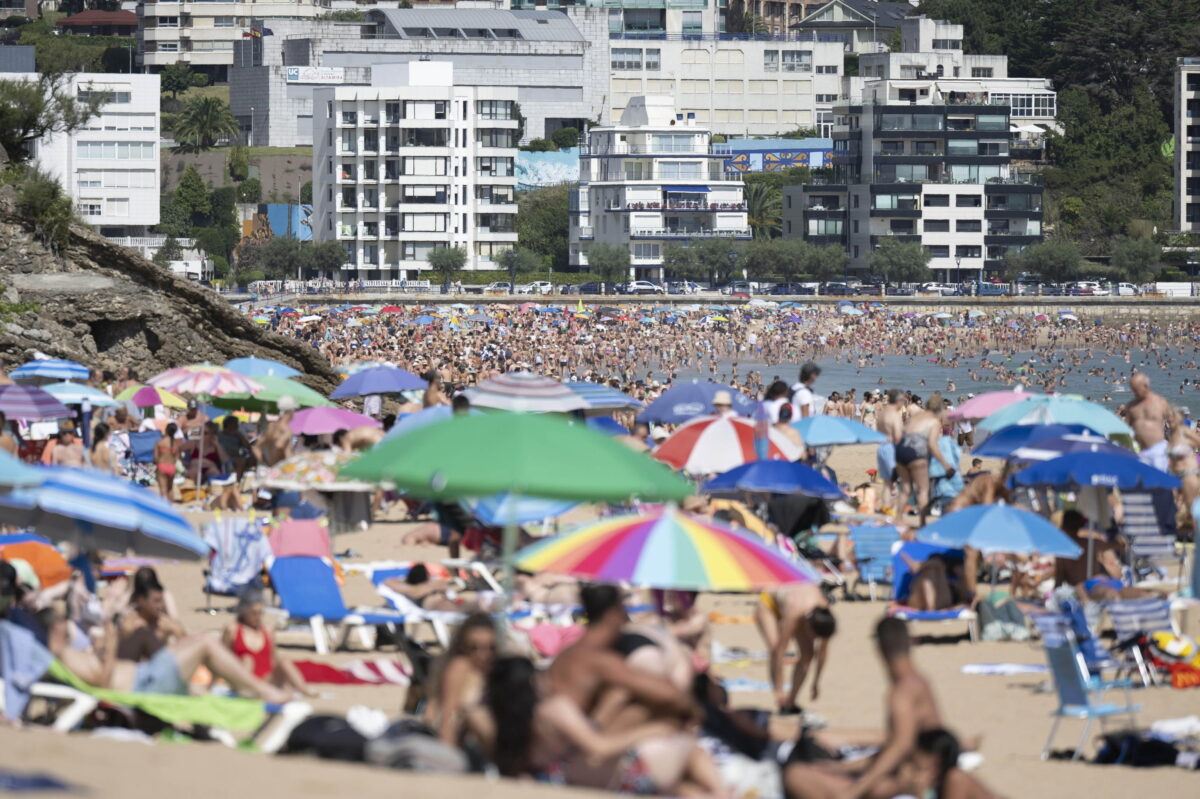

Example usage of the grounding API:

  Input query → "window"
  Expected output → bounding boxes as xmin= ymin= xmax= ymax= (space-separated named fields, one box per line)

xmin=77 ymin=172 xmax=102 ymax=189
xmin=401 ymin=156 xmax=447 ymax=176
xmin=946 ymin=139 xmax=977 ymax=155
xmin=924 ymin=219 xmax=950 ymax=232
xmin=681 ymin=80 xmax=708 ymax=94
xmin=76 ymin=141 xmax=155 ymax=159
xmin=612 ymin=48 xmax=642 ymax=71
xmin=715 ymin=80 xmax=741 ymax=94
xmin=956 ymin=220 xmax=982 ymax=232
xmin=990 ymin=93 xmax=1056 ymax=118
xmin=924 ymin=194 xmax=950 ymax=207
xmin=749 ymin=81 xmax=775 ymax=94
xmin=78 ymin=89 xmax=132 ymax=104
xmin=874 ymin=193 xmax=919 ymax=210
xmin=659 ymin=161 xmax=701 ymax=179
xmin=970 ymin=67 xmax=993 ymax=78
xmin=879 ymin=140 xmax=904 ymax=154
xmin=157 ymin=16 xmax=179 ymax=27
xmin=401 ymin=213 xmax=447 ymax=232
xmin=932 ymin=39 xmax=962 ymax=49
xmin=644 ymin=49 xmax=661 ymax=71
xmin=477 ymin=242 xmax=513 ymax=259
xmin=926 ymin=245 xmax=950 ymax=258
xmin=955 ymin=195 xmax=982 ymax=208
xmin=816 ymin=94 xmax=838 ymax=103
xmin=477 ymin=129 xmax=516 ymax=148
xmin=78 ymin=201 xmax=102 ymax=217
xmin=956 ymin=245 xmax=982 ymax=258
xmin=682 ymin=11 xmax=702 ymax=36
xmin=807 ymin=219 xmax=843 ymax=236
xmin=976 ymin=114 xmax=1007 ymax=131
xmin=782 ymin=50 xmax=812 ymax=73
xmin=815 ymin=65 xmax=838 ymax=74
xmin=477 ymin=100 xmax=513 ymax=120
xmin=402 ymin=241 xmax=444 ymax=261
xmin=477 ymin=156 xmax=514 ymax=177
xmin=913 ymin=141 xmax=937 ymax=154
xmin=632 ymin=243 xmax=660 ymax=260
xmin=214 ymin=16 xmax=235 ymax=27
xmin=764 ymin=50 xmax=779 ymax=73
xmin=476 ymin=185 xmax=513 ymax=204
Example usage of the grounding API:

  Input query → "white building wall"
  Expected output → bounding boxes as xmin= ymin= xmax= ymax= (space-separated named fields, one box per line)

xmin=137 ymin=0 xmax=321 ymax=72
xmin=31 ymin=73 xmax=161 ymax=235
xmin=1176 ymin=59 xmax=1200 ymax=233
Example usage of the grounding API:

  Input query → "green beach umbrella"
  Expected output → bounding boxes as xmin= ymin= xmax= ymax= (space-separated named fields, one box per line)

xmin=339 ymin=411 xmax=691 ymax=503
xmin=210 ymin=375 xmax=334 ymax=412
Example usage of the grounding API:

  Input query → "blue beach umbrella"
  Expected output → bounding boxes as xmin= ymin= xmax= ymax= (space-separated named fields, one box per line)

xmin=225 ymin=356 xmax=301 ymax=379
xmin=0 ymin=467 xmax=208 ymax=559
xmin=977 ymin=395 xmax=1132 ymax=436
xmin=10 ymin=359 xmax=90 ymax=384
xmin=917 ymin=504 xmax=1082 ymax=557
xmin=41 ymin=382 xmax=119 ymax=408
xmin=636 ymin=381 xmax=756 ymax=424
xmin=971 ymin=424 xmax=1101 ymax=458
xmin=0 ymin=451 xmax=40 ymax=488
xmin=702 ymin=460 xmax=842 ymax=498
xmin=1008 ymin=433 xmax=1133 ymax=463
xmin=792 ymin=415 xmax=887 ymax=446
xmin=565 ymin=381 xmax=643 ymax=413
xmin=462 ymin=492 xmax=580 ymax=526
xmin=586 ymin=416 xmax=630 ymax=436
xmin=330 ymin=366 xmax=428 ymax=399
xmin=1012 ymin=452 xmax=1181 ymax=490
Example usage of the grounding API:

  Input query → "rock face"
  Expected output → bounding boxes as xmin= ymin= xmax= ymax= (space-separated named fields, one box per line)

xmin=0 ymin=206 xmax=339 ymax=393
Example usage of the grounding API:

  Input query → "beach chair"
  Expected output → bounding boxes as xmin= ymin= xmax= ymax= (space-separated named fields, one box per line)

xmin=1106 ymin=597 xmax=1176 ymax=687
xmin=1031 ymin=612 xmax=1124 ymax=690
xmin=887 ymin=541 xmax=978 ymax=643
xmin=1041 ymin=637 xmax=1139 ymax=761
xmin=0 ymin=676 xmax=99 ymax=732
xmin=849 ymin=524 xmax=899 ymax=600
xmin=203 ymin=517 xmax=272 ymax=613
xmin=1120 ymin=491 xmax=1184 ymax=585
xmin=268 ymin=556 xmax=409 ymax=655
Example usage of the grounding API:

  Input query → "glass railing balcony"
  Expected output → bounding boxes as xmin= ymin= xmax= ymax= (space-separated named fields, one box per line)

xmin=631 ymin=227 xmax=752 ymax=238
xmin=578 ymin=226 xmax=594 ymax=238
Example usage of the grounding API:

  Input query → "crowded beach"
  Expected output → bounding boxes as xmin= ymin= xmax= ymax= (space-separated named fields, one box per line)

xmin=0 ymin=298 xmax=1199 ymax=798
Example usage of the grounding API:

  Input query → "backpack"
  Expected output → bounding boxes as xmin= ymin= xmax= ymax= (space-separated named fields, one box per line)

xmin=280 ymin=715 xmax=367 ymax=761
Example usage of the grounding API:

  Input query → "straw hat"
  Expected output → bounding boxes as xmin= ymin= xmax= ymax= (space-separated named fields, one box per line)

xmin=712 ymin=390 xmax=733 ymax=407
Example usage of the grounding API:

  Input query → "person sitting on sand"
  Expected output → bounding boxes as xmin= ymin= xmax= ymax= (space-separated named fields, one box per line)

xmin=116 ymin=568 xmax=186 ymax=662
xmin=221 ymin=589 xmax=314 ymax=698
xmin=427 ymin=612 xmax=497 ymax=746
xmin=1054 ymin=509 xmax=1153 ymax=601
xmin=755 ymin=582 xmax=836 ymax=714
xmin=785 ymin=618 xmax=945 ymax=799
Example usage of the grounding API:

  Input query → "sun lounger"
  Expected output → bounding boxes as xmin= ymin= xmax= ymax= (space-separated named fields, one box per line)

xmin=268 ymin=556 xmax=410 ymax=655
xmin=0 ymin=676 xmax=99 ymax=732
xmin=887 ymin=542 xmax=978 ymax=643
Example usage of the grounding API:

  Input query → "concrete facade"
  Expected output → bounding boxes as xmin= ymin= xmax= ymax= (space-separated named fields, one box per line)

xmin=29 ymin=73 xmax=161 ymax=237
xmin=312 ymin=62 xmax=519 ymax=279
xmin=569 ymin=95 xmax=750 ymax=278
xmin=1176 ymin=57 xmax=1200 ymax=234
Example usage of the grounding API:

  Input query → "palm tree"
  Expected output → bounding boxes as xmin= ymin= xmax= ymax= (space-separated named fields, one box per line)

xmin=743 ymin=181 xmax=781 ymax=239
xmin=173 ymin=96 xmax=240 ymax=153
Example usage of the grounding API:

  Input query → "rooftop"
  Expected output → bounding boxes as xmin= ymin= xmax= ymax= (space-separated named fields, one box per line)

xmin=56 ymin=10 xmax=138 ymax=28
xmin=365 ymin=8 xmax=584 ymax=42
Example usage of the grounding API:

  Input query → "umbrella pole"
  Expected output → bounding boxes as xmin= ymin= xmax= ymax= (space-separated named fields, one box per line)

xmin=499 ymin=492 xmax=520 ymax=643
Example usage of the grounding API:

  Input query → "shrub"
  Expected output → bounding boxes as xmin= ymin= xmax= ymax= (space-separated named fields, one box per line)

xmin=237 ymin=177 xmax=262 ymax=203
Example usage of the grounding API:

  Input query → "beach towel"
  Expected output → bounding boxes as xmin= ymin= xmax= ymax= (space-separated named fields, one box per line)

xmin=960 ymin=663 xmax=1048 ymax=676
xmin=526 ymin=623 xmax=584 ymax=658
xmin=294 ymin=659 xmax=410 ymax=686
xmin=0 ymin=620 xmax=54 ymax=719
xmin=46 ymin=661 xmax=266 ymax=731
xmin=0 ymin=771 xmax=78 ymax=793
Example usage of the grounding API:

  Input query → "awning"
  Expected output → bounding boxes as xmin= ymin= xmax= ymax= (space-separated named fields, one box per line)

xmin=663 ymin=185 xmax=710 ymax=193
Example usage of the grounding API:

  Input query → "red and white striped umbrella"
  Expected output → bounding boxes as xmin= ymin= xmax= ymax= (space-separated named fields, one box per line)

xmin=463 ymin=371 xmax=588 ymax=413
xmin=653 ymin=415 xmax=803 ymax=474
xmin=148 ymin=364 xmax=264 ymax=397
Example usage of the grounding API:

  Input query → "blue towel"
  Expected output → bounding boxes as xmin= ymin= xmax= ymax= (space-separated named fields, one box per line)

xmin=0 ymin=770 xmax=77 ymax=792
xmin=0 ymin=620 xmax=54 ymax=720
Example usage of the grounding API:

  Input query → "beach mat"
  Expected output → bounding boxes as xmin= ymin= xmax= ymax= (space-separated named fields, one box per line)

xmin=0 ymin=770 xmax=79 ymax=793
xmin=294 ymin=659 xmax=410 ymax=686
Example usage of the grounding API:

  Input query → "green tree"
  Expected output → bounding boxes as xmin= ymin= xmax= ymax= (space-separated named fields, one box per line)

xmin=550 ymin=127 xmax=579 ymax=149
xmin=743 ymin=181 xmax=781 ymax=240
xmin=14 ymin=166 xmax=75 ymax=252
xmin=160 ymin=62 xmax=207 ymax=100
xmin=307 ymin=240 xmax=349 ymax=275
xmin=1110 ymin=235 xmax=1161 ymax=284
xmin=0 ymin=76 xmax=102 ymax=162
xmin=153 ymin=236 xmax=184 ymax=266
xmin=427 ymin=245 xmax=467 ymax=287
xmin=515 ymin=183 xmax=570 ymax=271
xmin=689 ymin=238 xmax=744 ymax=285
xmin=663 ymin=242 xmax=701 ymax=280
xmin=228 ymin=145 xmax=249 ymax=181
xmin=300 ymin=181 xmax=313 ymax=204
xmin=100 ymin=45 xmax=134 ymax=74
xmin=810 ymin=246 xmax=849 ymax=282
xmin=869 ymin=238 xmax=931 ymax=284
xmin=1008 ymin=239 xmax=1082 ymax=283
xmin=170 ymin=166 xmax=211 ymax=229
xmin=522 ymin=138 xmax=557 ymax=152
xmin=237 ymin=177 xmax=262 ymax=203
xmin=585 ymin=242 xmax=631 ymax=285
xmin=173 ymin=96 xmax=240 ymax=152
xmin=512 ymin=102 xmax=526 ymax=143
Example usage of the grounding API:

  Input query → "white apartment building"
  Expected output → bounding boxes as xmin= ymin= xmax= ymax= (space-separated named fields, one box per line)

xmin=29 ymin=73 xmax=161 ymax=237
xmin=136 ymin=0 xmax=321 ymax=79
xmin=312 ymin=61 xmax=518 ymax=280
xmin=569 ymin=95 xmax=750 ymax=278
xmin=1175 ymin=57 xmax=1200 ymax=234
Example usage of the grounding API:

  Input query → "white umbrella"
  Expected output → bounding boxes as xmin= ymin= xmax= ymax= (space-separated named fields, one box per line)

xmin=463 ymin=371 xmax=589 ymax=414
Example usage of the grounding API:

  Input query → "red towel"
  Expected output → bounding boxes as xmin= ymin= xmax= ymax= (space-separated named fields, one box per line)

xmin=294 ymin=659 xmax=411 ymax=685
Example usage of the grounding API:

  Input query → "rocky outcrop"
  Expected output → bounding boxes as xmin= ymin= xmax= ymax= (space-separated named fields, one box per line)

xmin=0 ymin=206 xmax=339 ymax=393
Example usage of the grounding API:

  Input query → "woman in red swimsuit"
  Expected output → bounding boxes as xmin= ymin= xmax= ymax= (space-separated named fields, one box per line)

xmin=221 ymin=589 xmax=314 ymax=697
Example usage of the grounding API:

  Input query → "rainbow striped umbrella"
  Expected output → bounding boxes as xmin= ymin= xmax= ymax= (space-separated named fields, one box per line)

xmin=514 ymin=506 xmax=818 ymax=591
xmin=115 ymin=384 xmax=187 ymax=409
xmin=147 ymin=364 xmax=264 ymax=397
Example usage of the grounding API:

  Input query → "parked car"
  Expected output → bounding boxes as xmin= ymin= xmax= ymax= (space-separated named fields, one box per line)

xmin=625 ymin=280 xmax=666 ymax=295
xmin=885 ymin=284 xmax=915 ymax=296
xmin=558 ymin=284 xmax=580 ymax=295
xmin=721 ymin=280 xmax=753 ymax=296
xmin=526 ymin=281 xmax=554 ymax=295
xmin=820 ymin=282 xmax=858 ymax=296
xmin=919 ymin=282 xmax=958 ymax=296
xmin=1116 ymin=282 xmax=1142 ymax=296
xmin=859 ymin=282 xmax=884 ymax=296
xmin=578 ymin=281 xmax=607 ymax=295
xmin=484 ymin=281 xmax=512 ymax=294
xmin=666 ymin=280 xmax=701 ymax=295
xmin=769 ymin=282 xmax=812 ymax=295
xmin=977 ymin=282 xmax=1009 ymax=296
xmin=1067 ymin=280 xmax=1110 ymax=296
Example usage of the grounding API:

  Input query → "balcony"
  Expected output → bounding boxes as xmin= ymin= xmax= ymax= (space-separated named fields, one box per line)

xmin=578 ymin=227 xmax=594 ymax=239
xmin=631 ymin=227 xmax=752 ymax=239
xmin=605 ymin=201 xmax=747 ymax=212
xmin=580 ymin=143 xmax=729 ymax=157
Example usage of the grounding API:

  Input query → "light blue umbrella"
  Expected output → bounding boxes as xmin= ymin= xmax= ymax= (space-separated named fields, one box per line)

xmin=10 ymin=359 xmax=90 ymax=384
xmin=0 ymin=467 xmax=208 ymax=559
xmin=792 ymin=415 xmax=887 ymax=446
xmin=331 ymin=366 xmax=428 ymax=399
xmin=225 ymin=356 xmax=301 ymax=379
xmin=916 ymin=504 xmax=1082 ymax=557
xmin=0 ymin=451 xmax=40 ymax=488
xmin=977 ymin=395 xmax=1132 ymax=435
xmin=565 ymin=381 xmax=643 ymax=413
xmin=462 ymin=492 xmax=580 ymax=526
xmin=383 ymin=405 xmax=481 ymax=440
xmin=41 ymin=382 xmax=119 ymax=408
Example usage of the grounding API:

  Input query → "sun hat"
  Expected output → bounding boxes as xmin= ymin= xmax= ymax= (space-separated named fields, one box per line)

xmin=712 ymin=390 xmax=733 ymax=406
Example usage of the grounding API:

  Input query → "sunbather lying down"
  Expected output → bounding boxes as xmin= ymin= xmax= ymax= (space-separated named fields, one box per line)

xmin=43 ymin=608 xmax=292 ymax=706
xmin=382 ymin=563 xmax=496 ymax=612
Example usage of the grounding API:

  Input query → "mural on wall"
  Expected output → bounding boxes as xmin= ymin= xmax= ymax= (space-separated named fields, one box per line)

xmin=516 ymin=148 xmax=581 ymax=189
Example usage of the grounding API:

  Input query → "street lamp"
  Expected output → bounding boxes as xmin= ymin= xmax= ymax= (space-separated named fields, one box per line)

xmin=726 ymin=247 xmax=737 ymax=290
xmin=955 ymin=255 xmax=961 ymax=287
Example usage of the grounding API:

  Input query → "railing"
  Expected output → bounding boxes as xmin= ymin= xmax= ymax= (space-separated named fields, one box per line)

xmin=607 ymin=202 xmax=747 ymax=211
xmin=580 ymin=144 xmax=730 ymax=156
xmin=578 ymin=227 xmax=594 ymax=238
xmin=609 ymin=31 xmax=819 ymax=42
xmin=631 ymin=228 xmax=752 ymax=238
xmin=110 ymin=236 xmax=196 ymax=249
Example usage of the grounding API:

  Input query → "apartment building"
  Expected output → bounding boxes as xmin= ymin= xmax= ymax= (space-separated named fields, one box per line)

xmin=790 ymin=0 xmax=909 ymax=52
xmin=569 ymin=95 xmax=750 ymax=279
xmin=312 ymin=61 xmax=518 ymax=280
xmin=136 ymin=0 xmax=321 ymax=80
xmin=782 ymin=17 xmax=1051 ymax=281
xmin=230 ymin=7 xmax=608 ymax=147
xmin=1176 ymin=57 xmax=1200 ymax=234
xmin=28 ymin=73 xmax=161 ymax=237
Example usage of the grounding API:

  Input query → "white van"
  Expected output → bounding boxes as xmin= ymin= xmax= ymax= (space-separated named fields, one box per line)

xmin=1116 ymin=282 xmax=1142 ymax=296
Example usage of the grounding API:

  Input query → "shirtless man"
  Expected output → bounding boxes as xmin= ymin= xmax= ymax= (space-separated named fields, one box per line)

xmin=259 ymin=396 xmax=297 ymax=466
xmin=755 ymin=582 xmax=836 ymax=713
xmin=51 ymin=429 xmax=85 ymax=468
xmin=178 ymin=400 xmax=208 ymax=441
xmin=875 ymin=390 xmax=905 ymax=511
xmin=785 ymin=618 xmax=943 ymax=799
xmin=1054 ymin=509 xmax=1152 ymax=601
xmin=116 ymin=568 xmax=186 ymax=662
xmin=1125 ymin=373 xmax=1171 ymax=471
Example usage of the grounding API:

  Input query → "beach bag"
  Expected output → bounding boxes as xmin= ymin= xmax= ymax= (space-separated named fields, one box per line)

xmin=365 ymin=720 xmax=469 ymax=774
xmin=279 ymin=715 xmax=367 ymax=761
xmin=1095 ymin=731 xmax=1180 ymax=767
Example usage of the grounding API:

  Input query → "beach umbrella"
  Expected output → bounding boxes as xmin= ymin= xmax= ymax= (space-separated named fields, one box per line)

xmin=330 ymin=365 xmax=428 ymax=399
xmin=1008 ymin=433 xmax=1133 ymax=463
xmin=298 ymin=314 xmax=323 ymax=323
xmin=839 ymin=306 xmax=865 ymax=316
xmin=379 ymin=305 xmax=403 ymax=313
xmin=0 ymin=385 xmax=70 ymax=421
xmin=968 ymin=309 xmax=986 ymax=318
xmin=0 ymin=532 xmax=71 ymax=588
xmin=115 ymin=384 xmax=187 ymax=409
xmin=564 ymin=381 xmax=642 ymax=414
xmin=1011 ymin=452 xmax=1181 ymax=490
xmin=636 ymin=381 xmax=756 ymax=424
xmin=948 ymin=389 xmax=1041 ymax=421
xmin=464 ymin=371 xmax=588 ymax=414
xmin=977 ymin=395 xmax=1132 ymax=435
xmin=0 ymin=451 xmax=41 ymax=488
xmin=0 ymin=467 xmax=208 ymax=559
xmin=653 ymin=415 xmax=803 ymax=474
xmin=413 ymin=315 xmax=438 ymax=325
xmin=147 ymin=364 xmax=264 ymax=397
xmin=259 ymin=451 xmax=371 ymax=492
xmin=586 ymin=416 xmax=630 ymax=436
xmin=9 ymin=359 xmax=90 ymax=384
xmin=41 ymin=382 xmax=118 ymax=408
xmin=384 ymin=405 xmax=480 ymax=440
xmin=791 ymin=415 xmax=886 ymax=446
xmin=514 ymin=506 xmax=819 ymax=591
xmin=916 ymin=504 xmax=1082 ymax=558
xmin=462 ymin=493 xmax=580 ymax=526
xmin=290 ymin=407 xmax=381 ymax=435
xmin=970 ymin=423 xmax=1102 ymax=458
xmin=341 ymin=412 xmax=691 ymax=503
xmin=210 ymin=375 xmax=333 ymax=412
xmin=701 ymin=460 xmax=843 ymax=499
xmin=225 ymin=356 xmax=301 ymax=379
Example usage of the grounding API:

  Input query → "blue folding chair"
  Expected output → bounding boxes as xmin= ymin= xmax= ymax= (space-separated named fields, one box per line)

xmin=268 ymin=556 xmax=408 ymax=655
xmin=888 ymin=541 xmax=977 ymax=642
xmin=1031 ymin=612 xmax=1124 ymax=691
xmin=1042 ymin=636 xmax=1139 ymax=760
xmin=850 ymin=524 xmax=899 ymax=600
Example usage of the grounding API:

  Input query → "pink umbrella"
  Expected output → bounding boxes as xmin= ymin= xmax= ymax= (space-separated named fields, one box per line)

xmin=290 ymin=407 xmax=381 ymax=435
xmin=948 ymin=389 xmax=1041 ymax=421
xmin=653 ymin=415 xmax=803 ymax=474
xmin=148 ymin=364 xmax=264 ymax=396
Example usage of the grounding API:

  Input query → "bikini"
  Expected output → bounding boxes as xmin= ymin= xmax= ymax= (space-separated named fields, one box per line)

xmin=230 ymin=623 xmax=274 ymax=679
xmin=896 ymin=432 xmax=931 ymax=466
